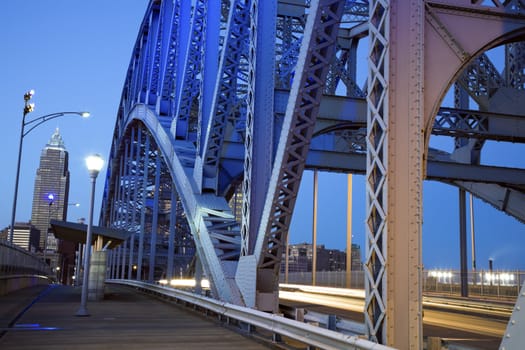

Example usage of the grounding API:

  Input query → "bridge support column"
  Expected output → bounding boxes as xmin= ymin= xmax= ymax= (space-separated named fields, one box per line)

xmin=365 ymin=0 xmax=423 ymax=348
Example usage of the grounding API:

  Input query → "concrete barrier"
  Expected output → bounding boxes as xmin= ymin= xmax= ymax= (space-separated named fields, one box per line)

xmin=0 ymin=275 xmax=51 ymax=296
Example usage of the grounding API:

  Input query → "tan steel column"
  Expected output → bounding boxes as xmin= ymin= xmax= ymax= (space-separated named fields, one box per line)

xmin=386 ymin=1 xmax=424 ymax=347
xmin=346 ymin=174 xmax=352 ymax=288
xmin=366 ymin=0 xmax=423 ymax=348
xmin=312 ymin=170 xmax=318 ymax=286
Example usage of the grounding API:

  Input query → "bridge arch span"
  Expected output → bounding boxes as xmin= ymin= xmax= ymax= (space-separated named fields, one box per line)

xmin=105 ymin=103 xmax=244 ymax=305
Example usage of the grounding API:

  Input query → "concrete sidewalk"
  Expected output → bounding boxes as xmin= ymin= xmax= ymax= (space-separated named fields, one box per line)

xmin=0 ymin=284 xmax=271 ymax=349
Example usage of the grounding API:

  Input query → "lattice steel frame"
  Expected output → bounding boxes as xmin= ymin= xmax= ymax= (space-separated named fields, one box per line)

xmin=254 ymin=0 xmax=345 ymax=311
xmin=365 ymin=0 xmax=389 ymax=344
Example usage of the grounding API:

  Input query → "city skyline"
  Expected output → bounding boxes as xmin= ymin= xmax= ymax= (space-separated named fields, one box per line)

xmin=1 ymin=1 xmax=524 ymax=271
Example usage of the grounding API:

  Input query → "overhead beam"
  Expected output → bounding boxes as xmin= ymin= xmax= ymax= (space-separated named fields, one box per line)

xmin=305 ymin=149 xmax=525 ymax=188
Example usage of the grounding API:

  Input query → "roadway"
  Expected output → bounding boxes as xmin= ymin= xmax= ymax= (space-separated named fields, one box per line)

xmin=279 ymin=286 xmax=509 ymax=350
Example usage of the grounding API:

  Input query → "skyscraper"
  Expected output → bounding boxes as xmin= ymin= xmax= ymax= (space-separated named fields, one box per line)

xmin=30 ymin=128 xmax=70 ymax=259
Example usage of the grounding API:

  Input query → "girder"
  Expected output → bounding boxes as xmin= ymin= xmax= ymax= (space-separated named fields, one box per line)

xmin=254 ymin=0 xmax=345 ymax=311
xmin=172 ymin=0 xmax=205 ymax=141
xmin=100 ymin=0 xmax=525 ymax=347
xmin=364 ymin=0 xmax=525 ymax=347
xmin=200 ymin=0 xmax=252 ymax=193
xmin=124 ymin=105 xmax=242 ymax=304
xmin=434 ymin=107 xmax=525 ymax=142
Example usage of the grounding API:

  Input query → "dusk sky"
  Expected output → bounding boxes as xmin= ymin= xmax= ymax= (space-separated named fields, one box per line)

xmin=1 ymin=1 xmax=524 ymax=271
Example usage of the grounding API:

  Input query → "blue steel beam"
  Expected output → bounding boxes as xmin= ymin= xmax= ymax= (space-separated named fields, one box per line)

xmin=200 ymin=0 xmax=252 ymax=193
xmin=122 ymin=104 xmax=242 ymax=303
xmin=172 ymin=0 xmax=206 ymax=141
xmin=253 ymin=0 xmax=345 ymax=311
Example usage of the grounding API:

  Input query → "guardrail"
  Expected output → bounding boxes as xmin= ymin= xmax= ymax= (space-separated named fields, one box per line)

xmin=107 ymin=279 xmax=394 ymax=350
xmin=279 ymin=303 xmax=366 ymax=336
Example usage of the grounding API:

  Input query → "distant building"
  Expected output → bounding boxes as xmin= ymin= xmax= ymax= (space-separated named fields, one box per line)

xmin=0 ymin=222 xmax=40 ymax=252
xmin=30 ymin=129 xmax=70 ymax=264
xmin=283 ymin=242 xmax=362 ymax=272
xmin=228 ymin=186 xmax=243 ymax=222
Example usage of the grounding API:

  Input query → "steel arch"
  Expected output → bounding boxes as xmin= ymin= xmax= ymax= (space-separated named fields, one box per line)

xmin=100 ymin=1 xmax=525 ymax=348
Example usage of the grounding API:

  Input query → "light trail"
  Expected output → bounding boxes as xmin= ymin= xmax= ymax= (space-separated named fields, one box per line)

xmin=279 ymin=287 xmax=509 ymax=338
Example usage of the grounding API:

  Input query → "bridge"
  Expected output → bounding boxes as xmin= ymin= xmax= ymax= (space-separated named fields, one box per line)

xmin=3 ymin=0 xmax=525 ymax=349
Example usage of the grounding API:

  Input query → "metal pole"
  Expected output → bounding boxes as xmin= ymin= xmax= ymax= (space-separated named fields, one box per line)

xmin=459 ymin=189 xmax=468 ymax=297
xmin=76 ymin=175 xmax=97 ymax=316
xmin=346 ymin=174 xmax=352 ymax=288
xmin=312 ymin=170 xmax=318 ymax=286
xmin=9 ymin=96 xmax=30 ymax=242
xmin=469 ymin=193 xmax=476 ymax=272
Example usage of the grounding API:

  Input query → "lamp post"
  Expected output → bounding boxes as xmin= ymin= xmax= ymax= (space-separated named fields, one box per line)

xmin=9 ymin=89 xmax=90 ymax=242
xmin=43 ymin=194 xmax=55 ymax=263
xmin=76 ymin=154 xmax=104 ymax=317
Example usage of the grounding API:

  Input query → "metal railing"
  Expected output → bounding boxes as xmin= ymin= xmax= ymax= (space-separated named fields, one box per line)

xmin=107 ymin=279 xmax=394 ymax=350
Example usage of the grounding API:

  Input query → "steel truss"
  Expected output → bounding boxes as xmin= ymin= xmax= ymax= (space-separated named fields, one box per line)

xmin=101 ymin=0 xmax=525 ymax=348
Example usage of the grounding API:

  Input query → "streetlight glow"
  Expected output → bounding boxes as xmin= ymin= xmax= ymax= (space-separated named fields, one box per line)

xmin=8 ymin=90 xmax=90 ymax=243
xmin=85 ymin=154 xmax=104 ymax=175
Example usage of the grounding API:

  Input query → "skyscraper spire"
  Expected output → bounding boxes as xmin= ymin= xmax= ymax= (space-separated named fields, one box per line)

xmin=46 ymin=128 xmax=66 ymax=150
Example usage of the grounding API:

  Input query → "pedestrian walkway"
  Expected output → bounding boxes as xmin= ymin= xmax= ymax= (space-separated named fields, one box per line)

xmin=0 ymin=284 xmax=272 ymax=350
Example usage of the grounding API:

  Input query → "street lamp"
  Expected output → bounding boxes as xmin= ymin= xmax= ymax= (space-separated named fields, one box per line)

xmin=76 ymin=154 xmax=104 ymax=317
xmin=43 ymin=194 xmax=55 ymax=263
xmin=9 ymin=90 xmax=90 ymax=242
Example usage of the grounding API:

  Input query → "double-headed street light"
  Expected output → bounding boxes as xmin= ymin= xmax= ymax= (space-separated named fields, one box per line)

xmin=9 ymin=90 xmax=90 ymax=242
xmin=76 ymin=153 xmax=104 ymax=317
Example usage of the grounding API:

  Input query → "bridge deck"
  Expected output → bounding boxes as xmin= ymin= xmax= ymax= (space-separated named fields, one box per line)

xmin=0 ymin=284 xmax=271 ymax=350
